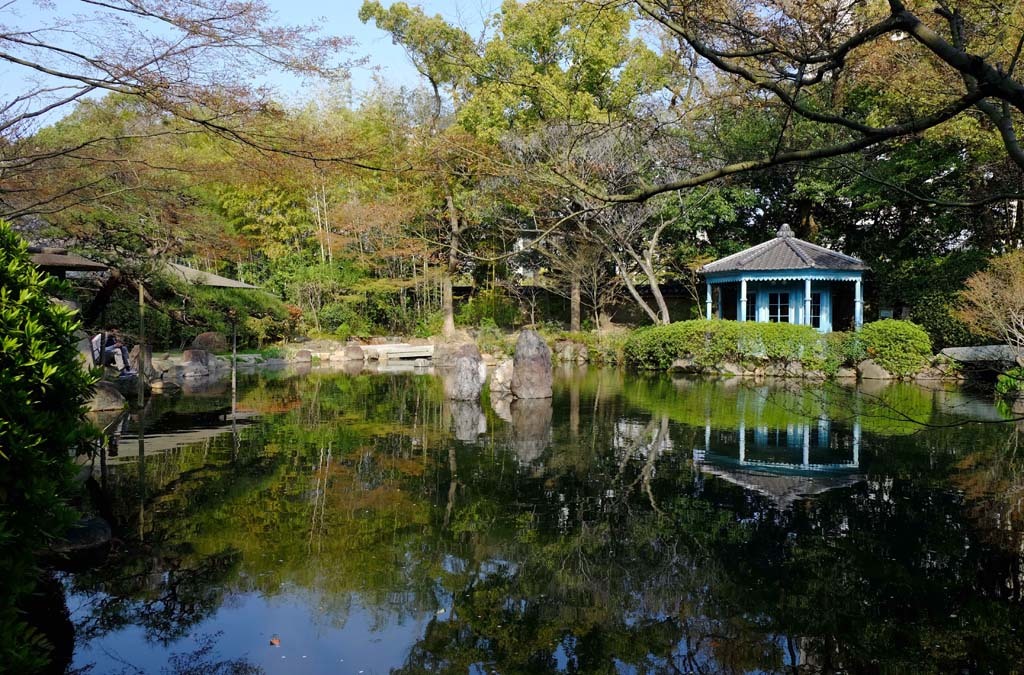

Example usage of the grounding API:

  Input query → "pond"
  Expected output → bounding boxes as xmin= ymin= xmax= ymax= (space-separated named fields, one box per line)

xmin=65 ymin=367 xmax=1024 ymax=674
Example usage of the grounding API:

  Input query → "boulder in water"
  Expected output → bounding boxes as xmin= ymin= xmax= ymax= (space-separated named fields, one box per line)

xmin=511 ymin=330 xmax=552 ymax=399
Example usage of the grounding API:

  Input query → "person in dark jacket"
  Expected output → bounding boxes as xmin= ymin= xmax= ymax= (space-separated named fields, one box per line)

xmin=103 ymin=333 xmax=135 ymax=375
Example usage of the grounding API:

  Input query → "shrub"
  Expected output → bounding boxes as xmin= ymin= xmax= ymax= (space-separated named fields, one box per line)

xmin=858 ymin=319 xmax=933 ymax=376
xmin=0 ymin=221 xmax=95 ymax=670
xmin=823 ymin=331 xmax=866 ymax=373
xmin=623 ymin=319 xmax=826 ymax=371
xmin=995 ymin=367 xmax=1024 ymax=400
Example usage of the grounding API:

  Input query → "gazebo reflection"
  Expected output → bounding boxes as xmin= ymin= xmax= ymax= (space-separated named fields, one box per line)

xmin=694 ymin=401 xmax=863 ymax=509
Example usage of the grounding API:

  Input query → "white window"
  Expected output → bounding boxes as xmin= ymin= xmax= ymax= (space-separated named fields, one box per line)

xmin=811 ymin=292 xmax=822 ymax=329
xmin=746 ymin=292 xmax=757 ymax=322
xmin=768 ymin=292 xmax=789 ymax=323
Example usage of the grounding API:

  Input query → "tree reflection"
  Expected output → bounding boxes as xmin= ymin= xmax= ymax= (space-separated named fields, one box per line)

xmin=68 ymin=369 xmax=1024 ymax=673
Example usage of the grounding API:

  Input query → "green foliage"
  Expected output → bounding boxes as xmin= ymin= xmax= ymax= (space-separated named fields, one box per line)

xmin=544 ymin=329 xmax=630 ymax=365
xmin=0 ymin=221 xmax=95 ymax=670
xmin=909 ymin=292 xmax=982 ymax=351
xmin=859 ymin=319 xmax=934 ymax=377
xmin=623 ymin=319 xmax=828 ymax=371
xmin=456 ymin=287 xmax=521 ymax=329
xmin=995 ymin=368 xmax=1024 ymax=400
xmin=875 ymin=253 xmax=988 ymax=350
xmin=823 ymin=331 xmax=866 ymax=374
xmin=413 ymin=311 xmax=444 ymax=339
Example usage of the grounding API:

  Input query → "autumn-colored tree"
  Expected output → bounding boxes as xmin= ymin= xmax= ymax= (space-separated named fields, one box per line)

xmin=956 ymin=250 xmax=1024 ymax=360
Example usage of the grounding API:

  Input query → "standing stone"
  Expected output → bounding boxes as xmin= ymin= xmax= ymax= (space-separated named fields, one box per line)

xmin=511 ymin=330 xmax=552 ymax=399
xmin=293 ymin=349 xmax=312 ymax=363
xmin=191 ymin=331 xmax=228 ymax=353
xmin=444 ymin=355 xmax=484 ymax=400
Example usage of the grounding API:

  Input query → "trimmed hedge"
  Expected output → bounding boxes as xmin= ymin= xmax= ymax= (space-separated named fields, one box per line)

xmin=858 ymin=319 xmax=932 ymax=377
xmin=624 ymin=319 xmax=830 ymax=371
xmin=624 ymin=318 xmax=932 ymax=377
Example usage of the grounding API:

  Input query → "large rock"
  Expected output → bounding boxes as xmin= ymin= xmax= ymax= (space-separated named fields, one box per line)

xmin=669 ymin=357 xmax=701 ymax=374
xmin=940 ymin=344 xmax=1021 ymax=370
xmin=444 ymin=355 xmax=484 ymax=400
xmin=342 ymin=344 xmax=365 ymax=361
xmin=490 ymin=359 xmax=514 ymax=396
xmin=128 ymin=344 xmax=159 ymax=380
xmin=181 ymin=348 xmax=210 ymax=367
xmin=511 ymin=330 xmax=552 ymax=399
xmin=89 ymin=381 xmax=126 ymax=411
xmin=191 ymin=331 xmax=228 ymax=353
xmin=857 ymin=359 xmax=893 ymax=380
xmin=293 ymin=349 xmax=312 ymax=363
xmin=434 ymin=341 xmax=481 ymax=367
xmin=718 ymin=361 xmax=745 ymax=377
xmin=76 ymin=335 xmax=96 ymax=369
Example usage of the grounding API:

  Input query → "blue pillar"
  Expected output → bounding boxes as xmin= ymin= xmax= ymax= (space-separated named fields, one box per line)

xmin=804 ymin=278 xmax=812 ymax=326
xmin=705 ymin=281 xmax=712 ymax=320
xmin=854 ymin=278 xmax=863 ymax=329
xmin=739 ymin=279 xmax=747 ymax=321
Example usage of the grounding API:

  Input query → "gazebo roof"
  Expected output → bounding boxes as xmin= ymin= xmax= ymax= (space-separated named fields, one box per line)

xmin=701 ymin=224 xmax=866 ymax=275
xmin=28 ymin=246 xmax=108 ymax=273
xmin=165 ymin=262 xmax=257 ymax=289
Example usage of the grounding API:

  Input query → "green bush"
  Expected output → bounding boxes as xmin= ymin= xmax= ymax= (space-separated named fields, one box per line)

xmin=823 ymin=331 xmax=866 ymax=373
xmin=858 ymin=319 xmax=933 ymax=376
xmin=624 ymin=319 xmax=827 ymax=371
xmin=909 ymin=293 xmax=982 ymax=350
xmin=995 ymin=367 xmax=1024 ymax=400
xmin=0 ymin=221 xmax=95 ymax=670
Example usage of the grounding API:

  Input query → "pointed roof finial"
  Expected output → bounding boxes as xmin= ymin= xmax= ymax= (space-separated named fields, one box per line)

xmin=776 ymin=223 xmax=794 ymax=238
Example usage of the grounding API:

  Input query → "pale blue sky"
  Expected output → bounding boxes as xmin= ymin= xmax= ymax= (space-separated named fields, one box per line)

xmin=258 ymin=0 xmax=500 ymax=98
xmin=0 ymin=0 xmax=499 ymax=121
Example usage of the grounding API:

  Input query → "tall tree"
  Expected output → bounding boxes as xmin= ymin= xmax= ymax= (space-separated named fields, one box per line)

xmin=0 ymin=0 xmax=352 ymax=219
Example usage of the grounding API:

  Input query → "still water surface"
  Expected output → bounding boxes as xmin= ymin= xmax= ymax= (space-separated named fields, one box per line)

xmin=67 ymin=367 xmax=1024 ymax=673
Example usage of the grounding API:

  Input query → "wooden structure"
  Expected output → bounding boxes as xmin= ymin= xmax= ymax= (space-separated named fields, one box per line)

xmin=362 ymin=344 xmax=434 ymax=361
xmin=28 ymin=246 xmax=107 ymax=279
xmin=700 ymin=224 xmax=867 ymax=332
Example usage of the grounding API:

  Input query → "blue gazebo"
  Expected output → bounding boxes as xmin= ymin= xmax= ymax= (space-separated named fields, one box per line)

xmin=699 ymin=224 xmax=866 ymax=333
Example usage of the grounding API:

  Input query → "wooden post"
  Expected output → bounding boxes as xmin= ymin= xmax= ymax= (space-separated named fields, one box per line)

xmin=137 ymin=282 xmax=145 ymax=406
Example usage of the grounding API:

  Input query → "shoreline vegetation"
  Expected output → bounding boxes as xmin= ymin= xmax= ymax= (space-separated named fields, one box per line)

xmin=128 ymin=317 xmax=965 ymax=387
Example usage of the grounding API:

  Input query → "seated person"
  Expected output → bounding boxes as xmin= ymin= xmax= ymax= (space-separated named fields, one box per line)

xmin=102 ymin=333 xmax=136 ymax=375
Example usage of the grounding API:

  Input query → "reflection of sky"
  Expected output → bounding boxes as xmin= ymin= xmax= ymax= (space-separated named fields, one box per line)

xmin=68 ymin=589 xmax=431 ymax=674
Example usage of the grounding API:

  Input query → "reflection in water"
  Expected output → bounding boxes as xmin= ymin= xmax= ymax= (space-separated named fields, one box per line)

xmin=694 ymin=386 xmax=863 ymax=509
xmin=65 ymin=369 xmax=1024 ymax=673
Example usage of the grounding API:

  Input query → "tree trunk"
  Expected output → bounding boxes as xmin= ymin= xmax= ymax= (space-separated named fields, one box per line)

xmin=642 ymin=257 xmax=671 ymax=325
xmin=570 ymin=276 xmax=581 ymax=332
xmin=442 ymin=193 xmax=460 ymax=338
xmin=82 ymin=268 xmax=123 ymax=326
